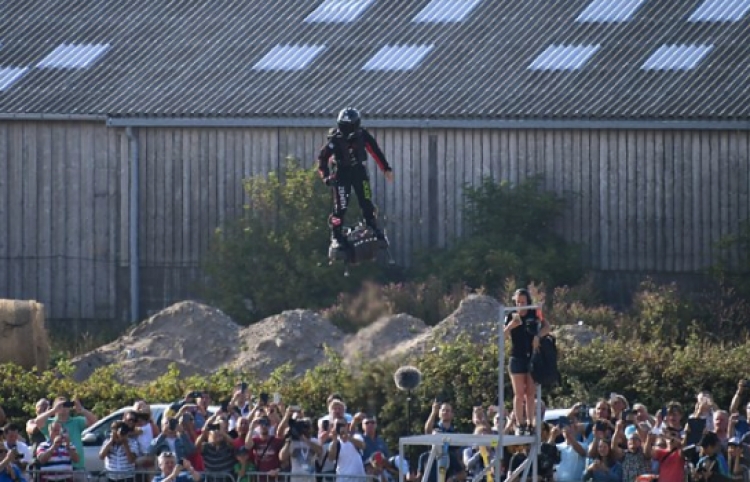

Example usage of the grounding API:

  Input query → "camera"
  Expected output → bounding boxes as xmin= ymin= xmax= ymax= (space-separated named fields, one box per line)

xmin=259 ymin=393 xmax=269 ymax=405
xmin=118 ymin=424 xmax=131 ymax=436
xmin=287 ymin=419 xmax=310 ymax=440
xmin=168 ymin=419 xmax=179 ymax=431
xmin=189 ymin=391 xmax=202 ymax=399
xmin=206 ymin=423 xmax=220 ymax=431
xmin=322 ymin=420 xmax=330 ymax=431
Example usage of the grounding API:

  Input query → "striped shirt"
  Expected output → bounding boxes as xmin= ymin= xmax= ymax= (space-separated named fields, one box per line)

xmin=104 ymin=437 xmax=140 ymax=479
xmin=35 ymin=441 xmax=75 ymax=481
xmin=201 ymin=441 xmax=236 ymax=474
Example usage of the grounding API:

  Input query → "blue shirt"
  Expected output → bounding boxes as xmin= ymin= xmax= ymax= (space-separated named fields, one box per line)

xmin=357 ymin=434 xmax=389 ymax=461
xmin=556 ymin=442 xmax=587 ymax=482
xmin=697 ymin=454 xmax=730 ymax=477
xmin=0 ymin=465 xmax=25 ymax=482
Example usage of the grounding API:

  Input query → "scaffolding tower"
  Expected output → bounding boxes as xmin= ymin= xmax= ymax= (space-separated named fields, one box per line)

xmin=397 ymin=304 xmax=544 ymax=482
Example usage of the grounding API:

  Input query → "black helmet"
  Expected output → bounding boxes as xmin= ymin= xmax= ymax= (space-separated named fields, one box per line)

xmin=337 ymin=107 xmax=361 ymax=135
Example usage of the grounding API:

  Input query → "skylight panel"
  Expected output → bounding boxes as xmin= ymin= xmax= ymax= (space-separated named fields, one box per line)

xmin=412 ymin=0 xmax=483 ymax=22
xmin=641 ymin=44 xmax=714 ymax=70
xmin=305 ymin=0 xmax=374 ymax=23
xmin=528 ymin=44 xmax=600 ymax=71
xmin=689 ymin=0 xmax=750 ymax=22
xmin=0 ymin=67 xmax=28 ymax=91
xmin=577 ymin=0 xmax=646 ymax=22
xmin=362 ymin=44 xmax=434 ymax=71
xmin=253 ymin=44 xmax=326 ymax=71
xmin=37 ymin=43 xmax=110 ymax=69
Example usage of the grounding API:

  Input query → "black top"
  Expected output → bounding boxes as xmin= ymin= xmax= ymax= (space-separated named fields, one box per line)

xmin=504 ymin=310 xmax=541 ymax=359
xmin=317 ymin=127 xmax=390 ymax=178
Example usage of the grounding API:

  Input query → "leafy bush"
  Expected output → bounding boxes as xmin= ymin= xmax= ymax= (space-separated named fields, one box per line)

xmin=713 ymin=220 xmax=750 ymax=297
xmin=411 ymin=176 xmax=584 ymax=293
xmin=203 ymin=158 xmax=394 ymax=323
xmin=5 ymin=334 xmax=750 ymax=455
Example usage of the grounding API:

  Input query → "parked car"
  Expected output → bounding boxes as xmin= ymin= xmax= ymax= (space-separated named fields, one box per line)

xmin=81 ymin=403 xmax=218 ymax=474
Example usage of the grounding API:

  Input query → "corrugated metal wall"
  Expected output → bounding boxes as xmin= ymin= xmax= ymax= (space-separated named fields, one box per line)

xmin=0 ymin=121 xmax=748 ymax=321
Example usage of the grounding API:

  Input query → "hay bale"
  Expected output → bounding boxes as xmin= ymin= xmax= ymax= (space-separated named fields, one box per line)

xmin=0 ymin=300 xmax=50 ymax=370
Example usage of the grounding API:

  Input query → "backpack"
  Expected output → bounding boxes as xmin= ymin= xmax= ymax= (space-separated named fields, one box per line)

xmin=538 ymin=442 xmax=561 ymax=478
xmin=530 ymin=335 xmax=561 ymax=388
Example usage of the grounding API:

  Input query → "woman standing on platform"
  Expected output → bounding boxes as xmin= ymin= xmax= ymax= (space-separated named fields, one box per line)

xmin=503 ymin=288 xmax=551 ymax=436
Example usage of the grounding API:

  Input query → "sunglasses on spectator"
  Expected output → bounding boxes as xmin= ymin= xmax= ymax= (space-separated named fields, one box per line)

xmin=364 ymin=421 xmax=376 ymax=425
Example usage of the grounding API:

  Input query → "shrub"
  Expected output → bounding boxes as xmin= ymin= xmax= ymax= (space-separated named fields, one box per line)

xmin=411 ymin=176 xmax=584 ymax=293
xmin=5 ymin=329 xmax=750 ymax=456
xmin=203 ymin=158 xmax=394 ymax=324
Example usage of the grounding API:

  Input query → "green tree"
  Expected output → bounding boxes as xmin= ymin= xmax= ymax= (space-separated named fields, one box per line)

xmin=412 ymin=176 xmax=584 ymax=292
xmin=203 ymin=158 xmax=390 ymax=323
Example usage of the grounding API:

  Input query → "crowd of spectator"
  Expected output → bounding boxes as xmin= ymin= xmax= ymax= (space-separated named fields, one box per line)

xmin=3 ymin=381 xmax=750 ymax=482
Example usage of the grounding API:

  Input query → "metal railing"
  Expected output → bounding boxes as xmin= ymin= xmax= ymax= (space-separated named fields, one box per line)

xmin=27 ymin=469 xmax=379 ymax=482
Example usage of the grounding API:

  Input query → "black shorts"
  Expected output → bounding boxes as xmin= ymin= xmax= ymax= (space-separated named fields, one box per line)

xmin=509 ymin=356 xmax=530 ymax=374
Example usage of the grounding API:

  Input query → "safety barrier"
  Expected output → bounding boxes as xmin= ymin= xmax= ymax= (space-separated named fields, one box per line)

xmin=26 ymin=469 xmax=379 ymax=482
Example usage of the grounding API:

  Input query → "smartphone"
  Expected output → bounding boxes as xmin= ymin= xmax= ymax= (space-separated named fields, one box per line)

xmin=189 ymin=391 xmax=202 ymax=399
xmin=220 ymin=401 xmax=229 ymax=413
xmin=595 ymin=420 xmax=607 ymax=432
xmin=176 ymin=458 xmax=184 ymax=466
xmin=686 ymin=418 xmax=707 ymax=446
xmin=62 ymin=401 xmax=75 ymax=408
xmin=290 ymin=405 xmax=301 ymax=412
xmin=273 ymin=392 xmax=281 ymax=404
xmin=240 ymin=382 xmax=248 ymax=393
xmin=660 ymin=406 xmax=668 ymax=418
xmin=322 ymin=420 xmax=330 ymax=431
xmin=259 ymin=393 xmax=269 ymax=405
xmin=168 ymin=419 xmax=179 ymax=431
xmin=578 ymin=404 xmax=590 ymax=422
xmin=557 ymin=416 xmax=570 ymax=428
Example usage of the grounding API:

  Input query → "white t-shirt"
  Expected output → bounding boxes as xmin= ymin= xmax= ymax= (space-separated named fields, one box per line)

xmin=289 ymin=439 xmax=321 ymax=482
xmin=4 ymin=441 xmax=33 ymax=465
xmin=136 ymin=423 xmax=155 ymax=455
xmin=336 ymin=440 xmax=365 ymax=482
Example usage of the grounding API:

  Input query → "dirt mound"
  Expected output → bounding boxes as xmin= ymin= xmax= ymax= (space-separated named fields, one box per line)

xmin=384 ymin=294 xmax=501 ymax=360
xmin=341 ymin=314 xmax=428 ymax=362
xmin=228 ymin=310 xmax=345 ymax=379
xmin=71 ymin=301 xmax=240 ymax=384
xmin=72 ymin=295 xmax=517 ymax=386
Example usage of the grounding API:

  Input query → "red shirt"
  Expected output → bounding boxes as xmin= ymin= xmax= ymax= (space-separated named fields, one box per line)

xmin=251 ymin=436 xmax=284 ymax=472
xmin=653 ymin=448 xmax=684 ymax=482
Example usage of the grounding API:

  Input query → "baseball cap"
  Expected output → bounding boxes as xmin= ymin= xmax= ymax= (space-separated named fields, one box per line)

xmin=728 ymin=437 xmax=742 ymax=446
xmin=625 ymin=425 xmax=638 ymax=440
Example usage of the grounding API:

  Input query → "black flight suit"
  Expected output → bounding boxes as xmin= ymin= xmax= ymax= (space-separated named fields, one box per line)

xmin=317 ymin=127 xmax=392 ymax=247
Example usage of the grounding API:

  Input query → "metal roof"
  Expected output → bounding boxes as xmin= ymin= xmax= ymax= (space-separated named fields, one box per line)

xmin=0 ymin=0 xmax=748 ymax=120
